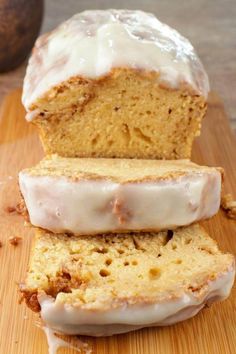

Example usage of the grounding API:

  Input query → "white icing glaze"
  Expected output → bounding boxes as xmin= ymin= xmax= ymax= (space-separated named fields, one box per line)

xmin=19 ymin=170 xmax=221 ymax=235
xmin=38 ymin=268 xmax=235 ymax=336
xmin=42 ymin=326 xmax=91 ymax=354
xmin=22 ymin=9 xmax=209 ymax=117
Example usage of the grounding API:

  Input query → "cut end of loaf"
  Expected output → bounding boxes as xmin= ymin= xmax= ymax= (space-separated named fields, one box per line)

xmin=30 ymin=68 xmax=207 ymax=159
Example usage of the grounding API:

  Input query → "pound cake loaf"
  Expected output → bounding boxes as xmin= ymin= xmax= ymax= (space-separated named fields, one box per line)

xmin=22 ymin=10 xmax=209 ymax=159
xmin=21 ymin=224 xmax=235 ymax=336
xmin=19 ymin=156 xmax=222 ymax=235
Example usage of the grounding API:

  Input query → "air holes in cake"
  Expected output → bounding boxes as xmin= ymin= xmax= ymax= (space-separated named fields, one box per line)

xmin=188 ymin=285 xmax=201 ymax=293
xmin=93 ymin=247 xmax=108 ymax=254
xmin=91 ymin=134 xmax=100 ymax=146
xmin=114 ymin=106 xmax=120 ymax=111
xmin=174 ymin=259 xmax=182 ymax=264
xmin=157 ymin=254 xmax=162 ymax=258
xmin=39 ymin=112 xmax=45 ymax=117
xmin=133 ymin=127 xmax=152 ymax=144
xmin=168 ymin=108 xmax=172 ymax=114
xmin=108 ymin=140 xmax=114 ymax=146
xmin=149 ymin=268 xmax=161 ymax=280
xmin=185 ymin=238 xmax=192 ymax=245
xmin=99 ymin=269 xmax=110 ymax=277
xmin=173 ymin=148 xmax=178 ymax=157
xmin=132 ymin=260 xmax=138 ymax=265
xmin=124 ymin=261 xmax=129 ymax=266
xmin=188 ymin=117 xmax=193 ymax=126
xmin=146 ymin=110 xmax=151 ymax=115
xmin=200 ymin=247 xmax=214 ymax=255
xmin=105 ymin=258 xmax=112 ymax=266
xmin=71 ymin=255 xmax=80 ymax=262
xmin=133 ymin=236 xmax=145 ymax=251
xmin=121 ymin=123 xmax=131 ymax=144
xmin=71 ymin=104 xmax=77 ymax=110
xmin=61 ymin=271 xmax=71 ymax=280
xmin=166 ymin=230 xmax=174 ymax=243
xmin=172 ymin=244 xmax=177 ymax=250
xmin=57 ymin=86 xmax=65 ymax=94
xmin=118 ymin=249 xmax=124 ymax=255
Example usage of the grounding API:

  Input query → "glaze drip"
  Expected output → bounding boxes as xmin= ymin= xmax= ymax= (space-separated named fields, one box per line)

xmin=22 ymin=9 xmax=209 ymax=116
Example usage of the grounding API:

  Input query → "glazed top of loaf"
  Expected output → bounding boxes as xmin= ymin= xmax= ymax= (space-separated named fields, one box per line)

xmin=22 ymin=9 xmax=209 ymax=111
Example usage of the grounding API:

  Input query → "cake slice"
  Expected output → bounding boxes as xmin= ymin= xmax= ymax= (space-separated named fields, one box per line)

xmin=19 ymin=156 xmax=222 ymax=235
xmin=22 ymin=10 xmax=209 ymax=159
xmin=21 ymin=224 xmax=235 ymax=336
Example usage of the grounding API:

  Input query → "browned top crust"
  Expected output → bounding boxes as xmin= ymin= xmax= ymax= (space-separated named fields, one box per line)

xmin=20 ymin=155 xmax=222 ymax=184
xmin=22 ymin=10 xmax=209 ymax=111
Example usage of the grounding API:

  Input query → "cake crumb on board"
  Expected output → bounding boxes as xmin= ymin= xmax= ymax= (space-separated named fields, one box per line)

xmin=9 ymin=236 xmax=22 ymax=246
xmin=5 ymin=206 xmax=17 ymax=213
xmin=221 ymin=194 xmax=236 ymax=220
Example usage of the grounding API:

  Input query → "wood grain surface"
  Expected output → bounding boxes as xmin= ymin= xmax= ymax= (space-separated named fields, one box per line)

xmin=0 ymin=90 xmax=235 ymax=354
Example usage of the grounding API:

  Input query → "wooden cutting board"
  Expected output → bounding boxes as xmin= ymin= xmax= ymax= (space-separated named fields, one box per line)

xmin=0 ymin=90 xmax=235 ymax=354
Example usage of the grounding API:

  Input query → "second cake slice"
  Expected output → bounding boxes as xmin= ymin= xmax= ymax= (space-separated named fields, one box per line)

xmin=19 ymin=156 xmax=222 ymax=235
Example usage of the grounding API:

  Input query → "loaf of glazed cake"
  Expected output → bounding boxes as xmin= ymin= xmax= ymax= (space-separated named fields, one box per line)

xmin=19 ymin=156 xmax=222 ymax=235
xmin=21 ymin=224 xmax=235 ymax=336
xmin=22 ymin=10 xmax=209 ymax=159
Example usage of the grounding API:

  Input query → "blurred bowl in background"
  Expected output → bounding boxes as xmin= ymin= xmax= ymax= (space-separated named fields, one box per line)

xmin=0 ymin=0 xmax=44 ymax=73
